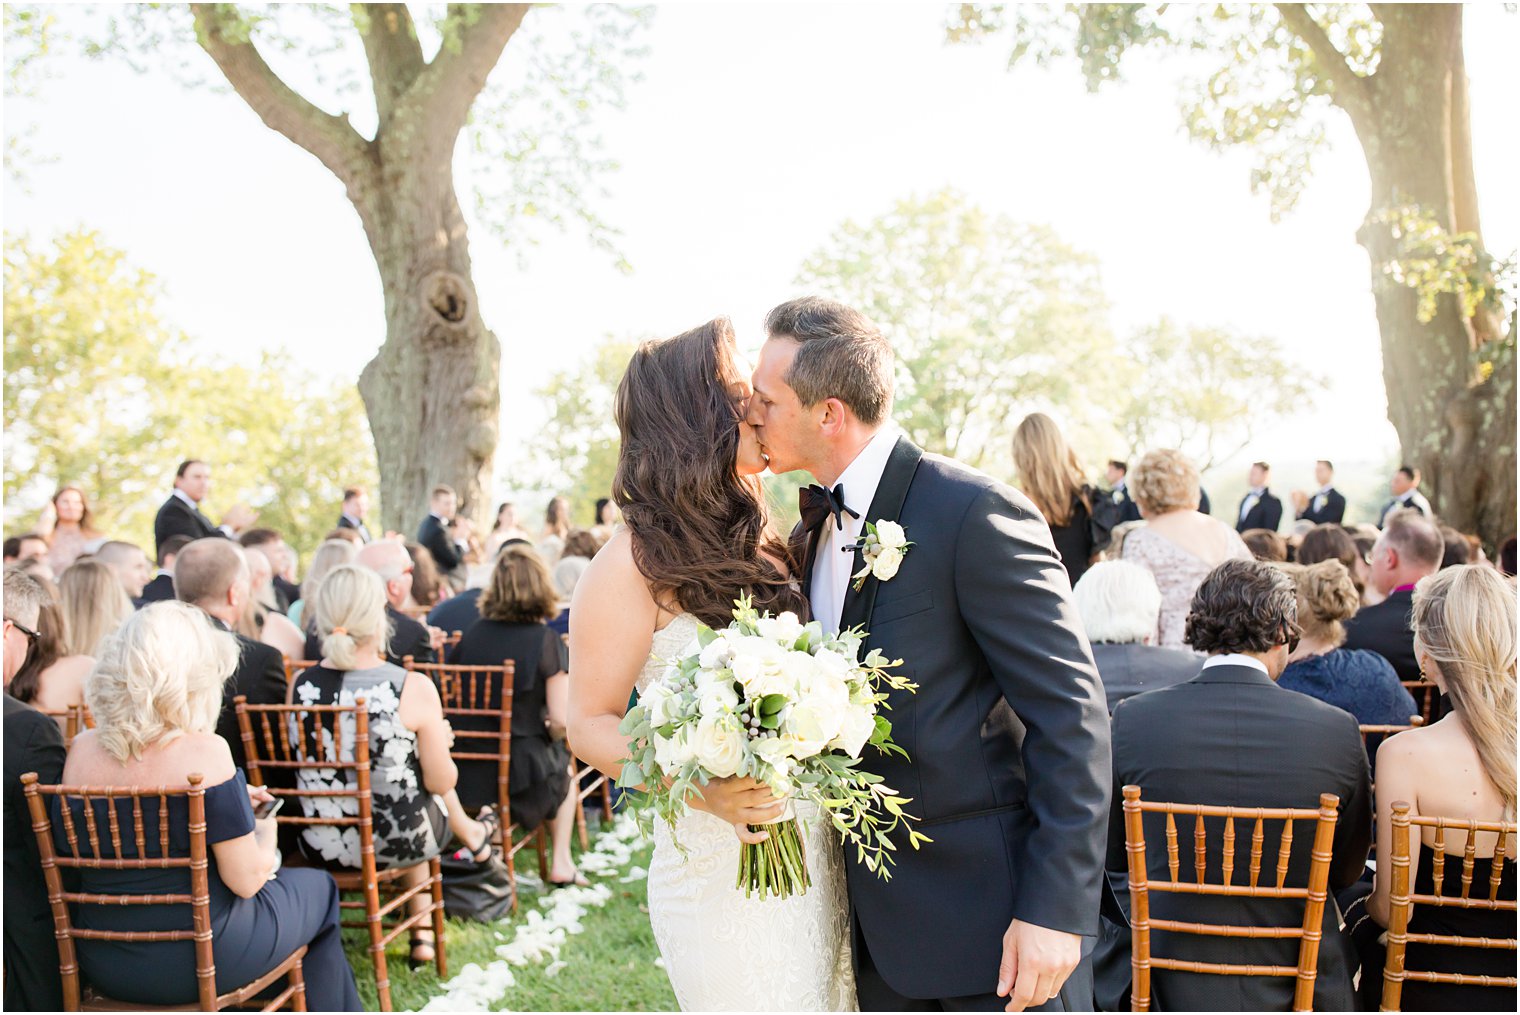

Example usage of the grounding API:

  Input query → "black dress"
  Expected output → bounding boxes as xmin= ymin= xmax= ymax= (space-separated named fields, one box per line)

xmin=1048 ymin=492 xmax=1098 ymax=586
xmin=1355 ymin=847 xmax=1518 ymax=1011
xmin=53 ymin=771 xmax=360 ymax=1010
xmin=450 ymin=620 xmax=571 ymax=828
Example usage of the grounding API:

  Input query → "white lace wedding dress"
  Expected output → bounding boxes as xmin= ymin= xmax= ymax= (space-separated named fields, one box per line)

xmin=639 ymin=613 xmax=858 ymax=1012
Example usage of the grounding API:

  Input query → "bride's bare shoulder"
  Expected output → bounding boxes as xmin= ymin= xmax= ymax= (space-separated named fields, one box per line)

xmin=576 ymin=530 xmax=654 ymax=607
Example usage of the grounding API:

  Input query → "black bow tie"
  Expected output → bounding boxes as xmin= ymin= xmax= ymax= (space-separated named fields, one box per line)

xmin=799 ymin=483 xmax=858 ymax=534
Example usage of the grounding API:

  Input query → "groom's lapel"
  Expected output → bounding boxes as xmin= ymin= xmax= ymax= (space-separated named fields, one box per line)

xmin=838 ymin=436 xmax=923 ymax=636
xmin=790 ymin=519 xmax=821 ymax=602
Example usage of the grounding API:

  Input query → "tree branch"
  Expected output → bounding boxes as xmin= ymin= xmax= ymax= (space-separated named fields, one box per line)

xmin=395 ymin=3 xmax=530 ymax=157
xmin=355 ymin=3 xmax=426 ymax=127
xmin=190 ymin=4 xmax=372 ymax=185
xmin=1273 ymin=4 xmax=1373 ymax=126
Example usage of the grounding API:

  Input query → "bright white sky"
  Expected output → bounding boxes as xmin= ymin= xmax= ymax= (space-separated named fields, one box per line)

xmin=4 ymin=3 xmax=1517 ymax=505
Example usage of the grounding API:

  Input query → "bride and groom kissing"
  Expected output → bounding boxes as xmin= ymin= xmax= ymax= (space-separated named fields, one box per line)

xmin=566 ymin=297 xmax=1112 ymax=1012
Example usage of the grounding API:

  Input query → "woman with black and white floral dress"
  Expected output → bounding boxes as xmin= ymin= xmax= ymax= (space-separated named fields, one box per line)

xmin=289 ymin=564 xmax=498 ymax=967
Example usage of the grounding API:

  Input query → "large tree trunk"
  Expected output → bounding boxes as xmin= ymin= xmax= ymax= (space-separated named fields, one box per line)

xmin=355 ymin=164 xmax=499 ymax=535
xmin=1348 ymin=4 xmax=1515 ymax=548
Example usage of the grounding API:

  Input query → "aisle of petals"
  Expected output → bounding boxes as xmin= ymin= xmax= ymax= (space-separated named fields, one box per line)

xmin=416 ymin=815 xmax=650 ymax=1012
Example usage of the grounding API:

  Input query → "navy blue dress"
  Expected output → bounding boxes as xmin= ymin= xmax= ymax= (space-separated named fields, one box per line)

xmin=53 ymin=770 xmax=359 ymax=1009
xmin=1278 ymin=648 xmax=1419 ymax=725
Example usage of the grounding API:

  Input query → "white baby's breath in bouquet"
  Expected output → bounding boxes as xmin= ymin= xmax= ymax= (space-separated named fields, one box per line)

xmin=616 ymin=597 xmax=929 ymax=900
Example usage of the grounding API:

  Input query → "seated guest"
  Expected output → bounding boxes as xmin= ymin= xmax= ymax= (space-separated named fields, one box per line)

xmin=1241 ymin=527 xmax=1287 ymax=562
xmin=1278 ymin=560 xmax=1419 ymax=726
xmin=1293 ymin=460 xmax=1347 ymax=525
xmin=94 ymin=540 xmax=152 ymax=603
xmin=551 ymin=555 xmax=591 ymax=638
xmin=451 ymin=545 xmax=579 ymax=886
xmin=1297 ymin=523 xmax=1367 ymax=601
xmin=1343 ymin=508 xmax=1443 ymax=680
xmin=1349 ymin=525 xmax=1385 ymax=604
xmin=1378 ymin=464 xmax=1433 ymax=526
xmin=537 ymin=496 xmax=572 ymax=567
xmin=288 ymin=537 xmax=359 ymax=632
xmin=234 ymin=544 xmax=305 ymax=661
xmin=4 ymin=567 xmax=68 ymax=1009
xmin=1104 ymin=559 xmax=1372 ymax=1011
xmin=325 ymin=526 xmax=363 ymax=546
xmin=1071 ymin=560 xmax=1199 ymax=711
xmin=1235 ymin=461 xmax=1284 ymax=534
xmin=591 ymin=497 xmax=621 ymax=543
xmin=314 ymin=540 xmax=439 ymax=666
xmin=1439 ymin=524 xmax=1474 ymax=569
xmin=238 ymin=529 xmax=297 ymax=611
xmin=1121 ymin=449 xmax=1252 ymax=649
xmin=4 ymin=533 xmax=50 ymax=567
xmin=173 ymin=539 xmax=288 ymax=772
xmin=1356 ymin=565 xmax=1517 ymax=1011
xmin=336 ymin=486 xmax=372 ymax=543
xmin=152 ymin=459 xmax=255 ymax=557
xmin=7 ymin=584 xmax=94 ymax=718
xmin=55 ymin=602 xmax=359 ymax=1009
xmin=1285 ymin=519 xmax=1315 ymax=562
xmin=1500 ymin=536 xmax=1516 ymax=578
xmin=39 ymin=485 xmax=105 ymax=572
xmin=292 ymin=566 xmax=492 ymax=966
xmin=57 ymin=560 xmax=133 ymax=657
xmin=138 ymin=534 xmax=191 ymax=606
xmin=1013 ymin=412 xmax=1105 ymax=585
xmin=483 ymin=501 xmax=530 ymax=560
xmin=403 ymin=540 xmax=449 ymax=618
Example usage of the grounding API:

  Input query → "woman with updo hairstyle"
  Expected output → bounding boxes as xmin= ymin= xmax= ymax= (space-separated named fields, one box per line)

xmin=1355 ymin=565 xmax=1518 ymax=1011
xmin=1277 ymin=559 xmax=1418 ymax=726
xmin=1122 ymin=448 xmax=1252 ymax=649
xmin=1296 ymin=523 xmax=1366 ymax=601
xmin=287 ymin=564 xmax=493 ymax=968
xmin=54 ymin=602 xmax=360 ymax=1009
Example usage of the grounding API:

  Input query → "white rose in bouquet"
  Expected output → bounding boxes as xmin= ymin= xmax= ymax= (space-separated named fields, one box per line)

xmin=653 ymin=726 xmax=694 ymax=771
xmin=696 ymin=676 xmax=740 ymax=716
xmin=829 ymin=702 xmax=877 ymax=759
xmin=640 ymin=680 xmax=677 ymax=726
xmin=691 ymin=714 xmax=747 ymax=778
xmin=698 ymin=637 xmax=734 ymax=670
xmin=755 ymin=611 xmax=805 ymax=646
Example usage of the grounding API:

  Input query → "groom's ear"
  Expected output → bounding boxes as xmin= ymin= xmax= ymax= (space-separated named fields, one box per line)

xmin=817 ymin=396 xmax=851 ymax=437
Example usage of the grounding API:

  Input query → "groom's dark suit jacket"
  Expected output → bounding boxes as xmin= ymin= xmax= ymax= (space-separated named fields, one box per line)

xmin=798 ymin=437 xmax=1112 ymax=1001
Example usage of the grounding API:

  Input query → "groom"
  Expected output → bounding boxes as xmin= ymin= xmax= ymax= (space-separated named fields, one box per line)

xmin=749 ymin=297 xmax=1111 ymax=1012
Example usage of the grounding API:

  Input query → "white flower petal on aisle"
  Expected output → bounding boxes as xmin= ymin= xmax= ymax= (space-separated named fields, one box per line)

xmin=414 ymin=815 xmax=646 ymax=1012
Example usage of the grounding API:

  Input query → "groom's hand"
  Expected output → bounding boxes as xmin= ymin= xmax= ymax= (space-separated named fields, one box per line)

xmin=997 ymin=918 xmax=1080 ymax=1012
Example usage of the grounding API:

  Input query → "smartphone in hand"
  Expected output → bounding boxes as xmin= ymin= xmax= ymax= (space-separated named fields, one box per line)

xmin=253 ymin=797 xmax=284 ymax=821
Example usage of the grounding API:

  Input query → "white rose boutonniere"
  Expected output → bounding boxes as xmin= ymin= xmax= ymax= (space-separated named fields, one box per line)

xmin=850 ymin=520 xmax=913 ymax=591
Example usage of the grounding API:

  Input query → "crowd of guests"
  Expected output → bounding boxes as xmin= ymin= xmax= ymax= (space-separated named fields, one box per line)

xmin=3 ymin=436 xmax=1515 ymax=1011
xmin=3 ymin=462 xmax=616 ymax=1010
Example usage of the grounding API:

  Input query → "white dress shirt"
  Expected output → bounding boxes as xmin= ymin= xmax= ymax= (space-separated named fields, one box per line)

xmin=1200 ymin=653 xmax=1270 ymax=676
xmin=1311 ymin=485 xmax=1333 ymax=513
xmin=809 ymin=426 xmax=900 ymax=634
xmin=1238 ymin=486 xmax=1265 ymax=523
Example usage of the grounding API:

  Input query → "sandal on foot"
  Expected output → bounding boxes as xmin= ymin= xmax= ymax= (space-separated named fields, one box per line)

xmin=547 ymin=871 xmax=591 ymax=890
xmin=408 ymin=930 xmax=437 ymax=971
xmin=460 ymin=806 xmax=500 ymax=864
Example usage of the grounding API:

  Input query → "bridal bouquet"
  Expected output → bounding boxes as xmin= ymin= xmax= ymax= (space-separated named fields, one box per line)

xmin=616 ymin=597 xmax=929 ymax=900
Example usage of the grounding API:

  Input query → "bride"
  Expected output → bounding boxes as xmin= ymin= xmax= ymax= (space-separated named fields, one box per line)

xmin=567 ymin=318 xmax=856 ymax=1011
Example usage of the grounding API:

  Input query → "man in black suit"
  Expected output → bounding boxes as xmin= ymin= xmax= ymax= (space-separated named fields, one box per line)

xmin=1102 ymin=558 xmax=1372 ymax=1011
xmin=1343 ymin=508 xmax=1442 ymax=681
xmin=172 ymin=539 xmax=289 ymax=772
xmin=337 ymin=486 xmax=373 ymax=543
xmin=1378 ymin=464 xmax=1434 ymax=527
xmin=350 ymin=540 xmax=438 ymax=666
xmin=428 ymin=587 xmax=483 ymax=638
xmin=751 ymin=297 xmax=1110 ymax=1012
xmin=1071 ymin=560 xmax=1200 ymax=712
xmin=96 ymin=539 xmax=152 ymax=603
xmin=136 ymin=534 xmax=191 ymax=606
xmin=153 ymin=459 xmax=256 ymax=559
xmin=1294 ymin=459 xmax=1347 ymax=525
xmin=239 ymin=528 xmax=297 ymax=613
xmin=3 ymin=567 xmax=67 ymax=1009
xmin=1105 ymin=460 xmax=1142 ymax=524
xmin=1235 ymin=461 xmax=1283 ymax=533
xmin=416 ymin=485 xmax=470 ymax=581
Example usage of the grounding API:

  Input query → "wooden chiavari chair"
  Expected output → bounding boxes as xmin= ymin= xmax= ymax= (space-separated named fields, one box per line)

xmin=279 ymin=658 xmax=319 ymax=685
xmin=234 ymin=697 xmax=444 ymax=1012
xmin=1122 ymin=785 xmax=1342 ymax=1012
xmin=20 ymin=772 xmax=308 ymax=1012
xmin=1399 ymin=680 xmax=1440 ymax=724
xmin=561 ymin=632 xmax=614 ymax=849
xmin=1380 ymin=803 xmax=1517 ymax=1010
xmin=441 ymin=630 xmax=463 ymax=654
xmin=406 ymin=657 xmax=548 ymax=911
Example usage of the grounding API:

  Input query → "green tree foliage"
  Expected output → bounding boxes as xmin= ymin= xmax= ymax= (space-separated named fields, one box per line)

xmin=795 ymin=188 xmax=1120 ymax=473
xmin=3 ymin=231 xmax=378 ymax=558
xmin=533 ymin=336 xmax=641 ymax=517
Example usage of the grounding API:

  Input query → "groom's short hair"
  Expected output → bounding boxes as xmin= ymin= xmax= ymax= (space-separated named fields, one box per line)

xmin=764 ymin=296 xmax=894 ymax=426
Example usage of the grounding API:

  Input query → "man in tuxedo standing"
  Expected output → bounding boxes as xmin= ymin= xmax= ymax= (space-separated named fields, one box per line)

xmin=173 ymin=539 xmax=289 ymax=773
xmin=1235 ymin=462 xmax=1283 ymax=534
xmin=750 ymin=297 xmax=1110 ymax=1013
xmin=416 ymin=485 xmax=470 ymax=582
xmin=337 ymin=487 xmax=373 ymax=543
xmin=1105 ymin=460 xmax=1142 ymax=524
xmin=136 ymin=534 xmax=191 ymax=606
xmin=1294 ymin=460 xmax=1347 ymax=525
xmin=153 ymin=459 xmax=256 ymax=558
xmin=1343 ymin=509 xmax=1442 ymax=681
xmin=3 ymin=567 xmax=67 ymax=1010
xmin=1378 ymin=465 xmax=1433 ymax=527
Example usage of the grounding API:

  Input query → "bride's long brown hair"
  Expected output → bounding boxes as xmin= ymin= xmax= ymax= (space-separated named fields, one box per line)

xmin=613 ymin=317 xmax=804 ymax=628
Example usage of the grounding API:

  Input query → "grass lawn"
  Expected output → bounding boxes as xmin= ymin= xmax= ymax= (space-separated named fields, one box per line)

xmin=342 ymin=821 xmax=676 ymax=1012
